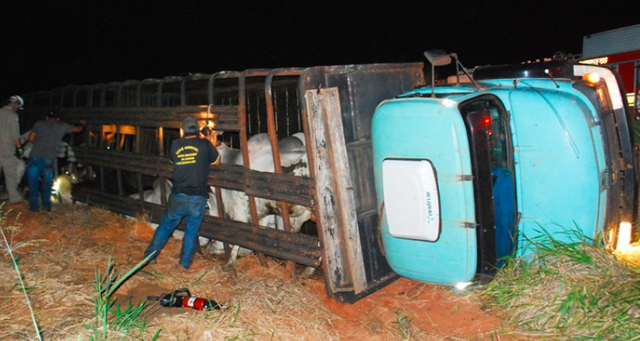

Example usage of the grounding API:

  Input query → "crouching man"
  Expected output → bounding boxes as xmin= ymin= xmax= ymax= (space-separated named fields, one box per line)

xmin=144 ymin=116 xmax=220 ymax=269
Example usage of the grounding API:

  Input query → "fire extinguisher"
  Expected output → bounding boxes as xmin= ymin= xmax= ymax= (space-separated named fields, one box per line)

xmin=148 ymin=288 xmax=226 ymax=311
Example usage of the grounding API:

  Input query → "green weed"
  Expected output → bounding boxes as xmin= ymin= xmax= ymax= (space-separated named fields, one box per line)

xmin=141 ymin=265 xmax=165 ymax=280
xmin=393 ymin=308 xmax=413 ymax=339
xmin=191 ymin=269 xmax=209 ymax=286
xmin=84 ymin=255 xmax=161 ymax=340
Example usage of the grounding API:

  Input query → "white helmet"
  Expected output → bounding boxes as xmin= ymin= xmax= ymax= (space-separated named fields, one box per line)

xmin=9 ymin=95 xmax=24 ymax=110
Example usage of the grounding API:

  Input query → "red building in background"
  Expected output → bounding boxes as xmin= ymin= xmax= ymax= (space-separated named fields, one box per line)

xmin=580 ymin=24 xmax=640 ymax=118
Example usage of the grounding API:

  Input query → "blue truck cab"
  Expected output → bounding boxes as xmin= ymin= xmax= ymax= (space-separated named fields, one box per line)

xmin=372 ymin=60 xmax=637 ymax=285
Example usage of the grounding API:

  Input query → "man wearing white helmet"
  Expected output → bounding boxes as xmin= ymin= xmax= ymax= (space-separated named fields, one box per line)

xmin=0 ymin=95 xmax=24 ymax=204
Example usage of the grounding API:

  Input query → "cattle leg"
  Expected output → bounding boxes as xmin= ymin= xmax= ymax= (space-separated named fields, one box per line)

xmin=300 ymin=266 xmax=316 ymax=279
xmin=220 ymin=244 xmax=240 ymax=278
xmin=224 ymin=244 xmax=240 ymax=268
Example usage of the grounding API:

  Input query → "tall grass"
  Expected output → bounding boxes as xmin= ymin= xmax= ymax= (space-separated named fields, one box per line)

xmin=83 ymin=255 xmax=161 ymax=340
xmin=480 ymin=227 xmax=640 ymax=340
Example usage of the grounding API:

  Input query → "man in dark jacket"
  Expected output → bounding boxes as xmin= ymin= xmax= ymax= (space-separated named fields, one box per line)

xmin=144 ymin=116 xmax=220 ymax=269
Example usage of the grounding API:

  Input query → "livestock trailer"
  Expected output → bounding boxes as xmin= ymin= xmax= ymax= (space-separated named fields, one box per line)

xmin=19 ymin=63 xmax=424 ymax=303
xmin=372 ymin=57 xmax=638 ymax=286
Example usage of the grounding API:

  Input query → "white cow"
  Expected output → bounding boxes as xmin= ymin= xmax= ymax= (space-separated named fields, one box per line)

xmin=220 ymin=133 xmax=311 ymax=228
xmin=129 ymin=177 xmax=172 ymax=204
xmin=202 ymin=135 xmax=274 ymax=256
xmin=211 ymin=133 xmax=315 ymax=269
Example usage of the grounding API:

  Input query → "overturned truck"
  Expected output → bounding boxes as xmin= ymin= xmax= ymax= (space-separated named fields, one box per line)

xmin=20 ymin=63 xmax=425 ymax=303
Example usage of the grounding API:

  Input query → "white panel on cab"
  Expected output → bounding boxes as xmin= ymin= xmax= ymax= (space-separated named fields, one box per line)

xmin=382 ymin=159 xmax=440 ymax=241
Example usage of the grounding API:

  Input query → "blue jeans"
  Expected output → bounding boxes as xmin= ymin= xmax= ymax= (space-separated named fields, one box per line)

xmin=144 ymin=193 xmax=207 ymax=269
xmin=27 ymin=156 xmax=54 ymax=212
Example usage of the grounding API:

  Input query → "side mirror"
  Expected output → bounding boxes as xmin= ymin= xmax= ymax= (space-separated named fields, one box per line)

xmin=424 ymin=50 xmax=453 ymax=97
xmin=424 ymin=50 xmax=453 ymax=66
xmin=423 ymin=50 xmax=482 ymax=96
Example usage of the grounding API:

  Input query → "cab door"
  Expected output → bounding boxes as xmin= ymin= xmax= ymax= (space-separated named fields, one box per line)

xmin=372 ymin=98 xmax=477 ymax=285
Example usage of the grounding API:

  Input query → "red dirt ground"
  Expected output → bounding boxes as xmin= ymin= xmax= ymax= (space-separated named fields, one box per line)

xmin=1 ymin=201 xmax=534 ymax=340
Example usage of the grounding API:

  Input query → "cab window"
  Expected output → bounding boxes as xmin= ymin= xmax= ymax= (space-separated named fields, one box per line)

xmin=459 ymin=96 xmax=516 ymax=278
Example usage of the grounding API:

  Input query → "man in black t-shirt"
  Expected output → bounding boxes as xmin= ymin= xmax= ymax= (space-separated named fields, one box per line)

xmin=144 ymin=116 xmax=220 ymax=269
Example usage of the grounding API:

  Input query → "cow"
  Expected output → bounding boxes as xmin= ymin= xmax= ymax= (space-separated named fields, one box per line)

xmin=127 ymin=133 xmax=316 ymax=276
xmin=129 ymin=177 xmax=172 ymax=205
xmin=210 ymin=133 xmax=316 ymax=273
xmin=220 ymin=133 xmax=311 ymax=229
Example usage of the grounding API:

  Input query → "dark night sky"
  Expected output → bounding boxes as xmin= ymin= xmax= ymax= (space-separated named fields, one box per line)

xmin=3 ymin=1 xmax=640 ymax=100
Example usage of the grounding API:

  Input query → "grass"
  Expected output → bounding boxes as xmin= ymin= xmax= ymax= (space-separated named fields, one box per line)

xmin=393 ymin=309 xmax=414 ymax=339
xmin=7 ymin=200 xmax=640 ymax=340
xmin=479 ymin=227 xmax=640 ymax=340
xmin=0 ymin=205 xmax=44 ymax=341
xmin=0 ymin=203 xmax=162 ymax=341
xmin=84 ymin=255 xmax=161 ymax=340
xmin=264 ymin=290 xmax=285 ymax=314
xmin=1 ymin=204 xmax=345 ymax=340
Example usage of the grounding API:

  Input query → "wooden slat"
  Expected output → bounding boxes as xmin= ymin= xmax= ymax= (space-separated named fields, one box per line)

xmin=245 ymin=170 xmax=315 ymax=207
xmin=74 ymin=147 xmax=315 ymax=206
xmin=62 ymin=105 xmax=241 ymax=131
xmin=72 ymin=187 xmax=322 ymax=267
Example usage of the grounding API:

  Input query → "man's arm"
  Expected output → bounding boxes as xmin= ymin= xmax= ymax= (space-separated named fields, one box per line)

xmin=201 ymin=126 xmax=219 ymax=147
xmin=28 ymin=131 xmax=36 ymax=144
xmin=202 ymin=127 xmax=221 ymax=165
xmin=210 ymin=141 xmax=221 ymax=166
xmin=212 ymin=153 xmax=221 ymax=166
